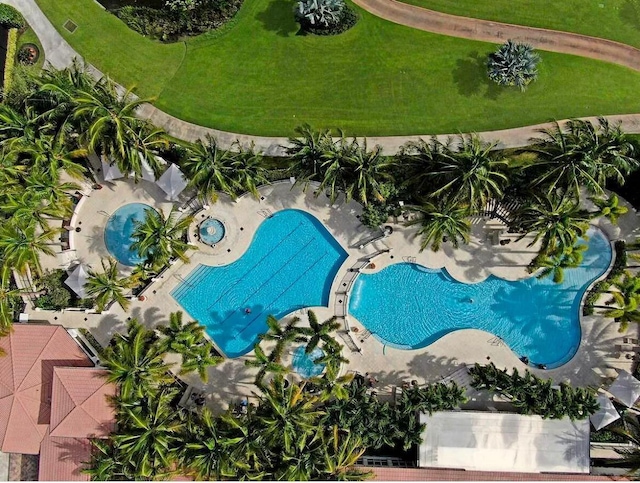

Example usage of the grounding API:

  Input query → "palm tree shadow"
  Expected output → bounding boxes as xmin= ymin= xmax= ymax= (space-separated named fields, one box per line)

xmin=451 ymin=51 xmax=503 ymax=100
xmin=256 ymin=0 xmax=301 ymax=37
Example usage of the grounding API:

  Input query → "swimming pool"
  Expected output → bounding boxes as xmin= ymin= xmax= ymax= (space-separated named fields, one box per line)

xmin=292 ymin=346 xmax=326 ymax=378
xmin=171 ymin=209 xmax=348 ymax=357
xmin=349 ymin=227 xmax=612 ymax=368
xmin=104 ymin=203 xmax=156 ymax=266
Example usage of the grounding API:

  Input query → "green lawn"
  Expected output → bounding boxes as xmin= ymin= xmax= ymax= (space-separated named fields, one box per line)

xmin=36 ymin=0 xmax=640 ymax=136
xmin=396 ymin=0 xmax=640 ymax=50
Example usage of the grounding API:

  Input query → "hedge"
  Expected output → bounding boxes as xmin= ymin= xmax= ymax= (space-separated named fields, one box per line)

xmin=0 ymin=5 xmax=25 ymax=29
xmin=3 ymin=28 xmax=18 ymax=95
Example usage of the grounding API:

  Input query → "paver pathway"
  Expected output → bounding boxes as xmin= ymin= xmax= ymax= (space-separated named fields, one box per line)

xmin=7 ymin=0 xmax=640 ymax=154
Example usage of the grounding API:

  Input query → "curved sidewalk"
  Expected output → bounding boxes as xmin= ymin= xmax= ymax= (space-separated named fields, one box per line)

xmin=7 ymin=0 xmax=640 ymax=155
xmin=351 ymin=0 xmax=640 ymax=72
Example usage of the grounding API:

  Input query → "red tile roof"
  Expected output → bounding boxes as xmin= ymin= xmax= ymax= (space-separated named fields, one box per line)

xmin=0 ymin=325 xmax=92 ymax=454
xmin=369 ymin=467 xmax=629 ymax=481
xmin=49 ymin=368 xmax=115 ymax=439
xmin=38 ymin=428 xmax=91 ymax=482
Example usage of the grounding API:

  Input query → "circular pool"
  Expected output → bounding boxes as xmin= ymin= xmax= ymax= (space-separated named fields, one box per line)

xmin=291 ymin=345 xmax=325 ymax=378
xmin=199 ymin=218 xmax=225 ymax=245
xmin=104 ymin=203 xmax=157 ymax=266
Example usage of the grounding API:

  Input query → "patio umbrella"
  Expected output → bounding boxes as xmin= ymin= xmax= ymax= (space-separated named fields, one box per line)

xmin=609 ymin=370 xmax=640 ymax=407
xmin=64 ymin=264 xmax=89 ymax=299
xmin=590 ymin=395 xmax=620 ymax=430
xmin=101 ymin=157 xmax=125 ymax=182
xmin=156 ymin=163 xmax=188 ymax=201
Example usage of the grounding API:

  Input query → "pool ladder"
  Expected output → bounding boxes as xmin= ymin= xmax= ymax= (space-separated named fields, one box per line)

xmin=258 ymin=209 xmax=273 ymax=219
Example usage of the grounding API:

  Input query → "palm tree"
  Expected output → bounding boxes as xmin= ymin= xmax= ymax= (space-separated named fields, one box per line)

xmin=0 ymin=222 xmax=57 ymax=274
xmin=601 ymin=293 xmax=640 ymax=332
xmin=231 ymin=144 xmax=270 ymax=199
xmin=157 ymin=311 xmax=223 ymax=382
xmin=257 ymin=376 xmax=326 ymax=454
xmin=245 ymin=343 xmax=289 ymax=387
xmin=0 ymin=263 xmax=20 ymax=334
xmin=533 ymin=242 xmax=586 ymax=284
xmin=343 ymin=140 xmax=389 ymax=206
xmin=511 ymin=193 xmax=590 ymax=256
xmin=179 ymin=408 xmax=240 ymax=480
xmin=101 ymin=318 xmax=173 ymax=400
xmin=300 ymin=310 xmax=341 ymax=354
xmin=321 ymin=427 xmax=372 ymax=481
xmin=85 ymin=257 xmax=140 ymax=312
xmin=318 ymin=134 xmax=354 ymax=204
xmin=114 ymin=388 xmax=185 ymax=479
xmin=590 ymin=194 xmax=628 ymax=224
xmin=526 ymin=118 xmax=638 ymax=197
xmin=407 ymin=199 xmax=471 ymax=252
xmin=1 ymin=190 xmax=68 ymax=233
xmin=72 ymin=78 xmax=166 ymax=180
xmin=286 ymin=124 xmax=334 ymax=188
xmin=398 ymin=137 xmax=456 ymax=197
xmin=182 ymin=135 xmax=238 ymax=202
xmin=487 ymin=40 xmax=540 ymax=91
xmin=15 ymin=134 xmax=87 ymax=180
xmin=614 ymin=415 xmax=640 ymax=476
xmin=130 ymin=207 xmax=195 ymax=268
xmin=427 ymin=135 xmax=508 ymax=211
xmin=259 ymin=314 xmax=307 ymax=361
xmin=84 ymin=439 xmax=128 ymax=481
xmin=0 ymin=104 xmax=42 ymax=147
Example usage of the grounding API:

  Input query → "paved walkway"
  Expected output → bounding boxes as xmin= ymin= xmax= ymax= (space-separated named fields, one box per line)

xmin=7 ymin=0 xmax=640 ymax=154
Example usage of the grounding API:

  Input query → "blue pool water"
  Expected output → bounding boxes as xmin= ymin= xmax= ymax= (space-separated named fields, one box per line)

xmin=171 ymin=209 xmax=348 ymax=357
xmin=200 ymin=218 xmax=225 ymax=245
xmin=292 ymin=346 xmax=326 ymax=378
xmin=104 ymin=203 xmax=157 ymax=266
xmin=349 ymin=228 xmax=612 ymax=368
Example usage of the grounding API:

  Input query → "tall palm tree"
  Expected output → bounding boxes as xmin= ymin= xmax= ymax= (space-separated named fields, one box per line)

xmin=1 ymin=190 xmax=67 ymax=232
xmin=259 ymin=314 xmax=307 ymax=361
xmin=84 ymin=439 xmax=128 ymax=481
xmin=300 ymin=310 xmax=341 ymax=354
xmin=318 ymin=134 xmax=354 ymax=204
xmin=0 ymin=104 xmax=42 ymax=147
xmin=16 ymin=134 xmax=87 ymax=180
xmin=407 ymin=199 xmax=471 ymax=252
xmin=511 ymin=193 xmax=590 ymax=256
xmin=320 ymin=426 xmax=372 ymax=481
xmin=590 ymin=194 xmax=628 ymax=224
xmin=231 ymin=144 xmax=270 ymax=199
xmin=114 ymin=388 xmax=185 ymax=479
xmin=85 ymin=257 xmax=140 ymax=312
xmin=72 ymin=78 xmax=166 ymax=180
xmin=286 ymin=124 xmax=335 ymax=188
xmin=526 ymin=118 xmax=638 ymax=197
xmin=130 ymin=207 xmax=195 ymax=268
xmin=343 ymin=140 xmax=389 ymax=206
xmin=183 ymin=136 xmax=238 ymax=202
xmin=157 ymin=311 xmax=223 ymax=382
xmin=0 ymin=263 xmax=20 ymax=335
xmin=601 ymin=292 xmax=640 ymax=332
xmin=256 ymin=376 xmax=326 ymax=454
xmin=397 ymin=136 xmax=455 ymax=197
xmin=428 ymin=134 xmax=509 ymax=211
xmin=0 ymin=222 xmax=57 ymax=275
xmin=245 ymin=343 xmax=289 ymax=387
xmin=101 ymin=318 xmax=173 ymax=400
xmin=533 ymin=242 xmax=586 ymax=284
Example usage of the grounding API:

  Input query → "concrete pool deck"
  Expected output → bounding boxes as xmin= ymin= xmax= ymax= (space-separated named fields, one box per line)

xmin=29 ymin=177 xmax=640 ymax=413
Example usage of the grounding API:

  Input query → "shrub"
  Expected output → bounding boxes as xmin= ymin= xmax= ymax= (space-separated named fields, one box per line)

xmin=361 ymin=203 xmax=389 ymax=228
xmin=487 ymin=40 xmax=540 ymax=91
xmin=0 ymin=5 xmax=25 ymax=29
xmin=35 ymin=270 xmax=72 ymax=310
xmin=295 ymin=0 xmax=357 ymax=35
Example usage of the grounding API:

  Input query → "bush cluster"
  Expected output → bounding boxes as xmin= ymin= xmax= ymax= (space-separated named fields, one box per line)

xmin=298 ymin=4 xmax=358 ymax=36
xmin=3 ymin=28 xmax=17 ymax=95
xmin=115 ymin=0 xmax=242 ymax=41
xmin=469 ymin=363 xmax=599 ymax=420
xmin=0 ymin=5 xmax=25 ymax=29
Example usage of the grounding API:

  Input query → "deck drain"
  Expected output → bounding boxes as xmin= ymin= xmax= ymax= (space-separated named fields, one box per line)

xmin=63 ymin=19 xmax=78 ymax=33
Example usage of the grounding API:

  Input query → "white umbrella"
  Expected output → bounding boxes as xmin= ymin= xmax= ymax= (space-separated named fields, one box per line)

xmin=138 ymin=153 xmax=157 ymax=182
xmin=101 ymin=157 xmax=124 ymax=182
xmin=590 ymin=394 xmax=620 ymax=430
xmin=64 ymin=264 xmax=89 ymax=299
xmin=609 ymin=370 xmax=640 ymax=407
xmin=156 ymin=163 xmax=188 ymax=200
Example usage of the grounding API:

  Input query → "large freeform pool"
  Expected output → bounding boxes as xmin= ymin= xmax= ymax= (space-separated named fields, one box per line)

xmin=104 ymin=203 xmax=157 ymax=266
xmin=171 ymin=209 xmax=348 ymax=357
xmin=349 ymin=227 xmax=612 ymax=368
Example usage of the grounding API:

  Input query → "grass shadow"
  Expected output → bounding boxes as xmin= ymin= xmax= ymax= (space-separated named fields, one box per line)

xmin=256 ymin=0 xmax=300 ymax=37
xmin=620 ymin=0 xmax=640 ymax=30
xmin=452 ymin=51 xmax=503 ymax=100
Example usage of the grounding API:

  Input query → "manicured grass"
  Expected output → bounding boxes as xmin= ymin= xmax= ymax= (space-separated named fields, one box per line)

xmin=396 ymin=0 xmax=640 ymax=50
xmin=36 ymin=0 xmax=640 ymax=136
xmin=34 ymin=0 xmax=185 ymax=98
